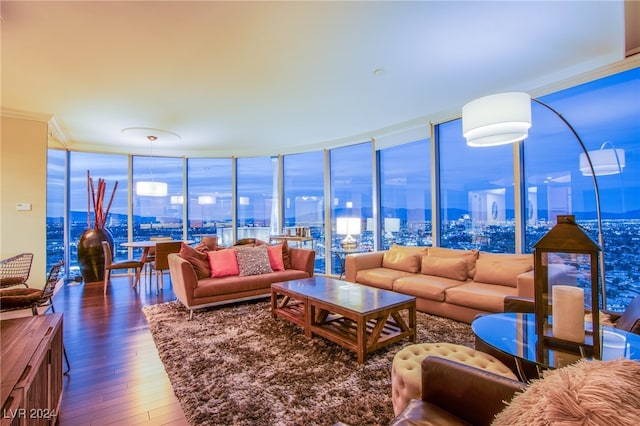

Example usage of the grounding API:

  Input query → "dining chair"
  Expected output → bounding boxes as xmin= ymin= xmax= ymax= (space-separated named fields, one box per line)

xmin=201 ymin=236 xmax=219 ymax=251
xmin=102 ymin=241 xmax=144 ymax=294
xmin=150 ymin=241 xmax=183 ymax=293
xmin=0 ymin=260 xmax=71 ymax=373
xmin=0 ymin=252 xmax=34 ymax=289
xmin=144 ymin=236 xmax=173 ymax=286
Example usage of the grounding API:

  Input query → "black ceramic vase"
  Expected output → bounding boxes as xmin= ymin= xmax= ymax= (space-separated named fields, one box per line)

xmin=77 ymin=228 xmax=114 ymax=283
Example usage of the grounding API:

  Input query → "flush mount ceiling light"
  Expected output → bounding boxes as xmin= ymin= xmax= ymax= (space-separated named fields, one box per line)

xmin=121 ymin=127 xmax=181 ymax=144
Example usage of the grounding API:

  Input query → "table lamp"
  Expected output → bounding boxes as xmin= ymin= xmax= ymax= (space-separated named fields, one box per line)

xmin=337 ymin=217 xmax=361 ymax=250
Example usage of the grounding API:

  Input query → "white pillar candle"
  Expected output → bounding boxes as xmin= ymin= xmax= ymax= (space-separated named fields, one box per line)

xmin=552 ymin=285 xmax=585 ymax=343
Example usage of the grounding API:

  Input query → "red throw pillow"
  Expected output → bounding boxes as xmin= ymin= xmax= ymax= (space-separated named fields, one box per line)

xmin=267 ymin=244 xmax=285 ymax=271
xmin=207 ymin=248 xmax=239 ymax=278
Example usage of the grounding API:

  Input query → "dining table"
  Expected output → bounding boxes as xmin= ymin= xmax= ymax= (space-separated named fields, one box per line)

xmin=120 ymin=240 xmax=193 ymax=286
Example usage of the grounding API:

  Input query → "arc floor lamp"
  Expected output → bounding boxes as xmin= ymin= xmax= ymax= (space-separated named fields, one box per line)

xmin=461 ymin=92 xmax=612 ymax=308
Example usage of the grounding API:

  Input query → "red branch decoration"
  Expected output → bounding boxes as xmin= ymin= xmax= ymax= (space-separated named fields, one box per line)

xmin=86 ymin=170 xmax=118 ymax=230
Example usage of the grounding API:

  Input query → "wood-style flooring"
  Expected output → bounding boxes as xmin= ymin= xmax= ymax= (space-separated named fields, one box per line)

xmin=51 ymin=273 xmax=189 ymax=425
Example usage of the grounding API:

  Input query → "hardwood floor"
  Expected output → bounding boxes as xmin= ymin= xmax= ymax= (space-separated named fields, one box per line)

xmin=51 ymin=273 xmax=189 ymax=425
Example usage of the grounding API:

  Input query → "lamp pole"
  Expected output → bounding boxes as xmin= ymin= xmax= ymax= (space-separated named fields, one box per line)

xmin=531 ymin=98 xmax=607 ymax=309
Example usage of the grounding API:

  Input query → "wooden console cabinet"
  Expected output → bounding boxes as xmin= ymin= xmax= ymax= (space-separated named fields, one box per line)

xmin=1 ymin=314 xmax=64 ymax=426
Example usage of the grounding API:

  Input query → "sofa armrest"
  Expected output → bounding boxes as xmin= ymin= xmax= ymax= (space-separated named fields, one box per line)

xmin=516 ymin=270 xmax=534 ymax=298
xmin=289 ymin=248 xmax=316 ymax=276
xmin=344 ymin=251 xmax=385 ymax=283
xmin=168 ymin=253 xmax=199 ymax=308
xmin=504 ymin=295 xmax=534 ymax=313
xmin=517 ymin=263 xmax=578 ymax=299
xmin=418 ymin=357 xmax=525 ymax=425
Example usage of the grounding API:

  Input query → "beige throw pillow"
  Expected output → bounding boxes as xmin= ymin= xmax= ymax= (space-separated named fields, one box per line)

xmin=421 ymin=256 xmax=468 ymax=281
xmin=382 ymin=244 xmax=427 ymax=273
xmin=427 ymin=247 xmax=479 ymax=278
xmin=473 ymin=258 xmax=533 ymax=287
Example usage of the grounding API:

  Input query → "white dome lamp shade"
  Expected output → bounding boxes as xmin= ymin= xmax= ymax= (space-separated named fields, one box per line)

xmin=579 ymin=142 xmax=625 ymax=176
xmin=122 ymin=128 xmax=181 ymax=197
xmin=462 ymin=92 xmax=532 ymax=147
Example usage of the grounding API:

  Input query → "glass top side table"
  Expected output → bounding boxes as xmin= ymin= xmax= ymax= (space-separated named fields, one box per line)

xmin=472 ymin=312 xmax=640 ymax=380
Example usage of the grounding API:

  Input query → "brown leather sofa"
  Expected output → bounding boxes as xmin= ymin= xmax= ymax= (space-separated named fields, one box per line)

xmin=345 ymin=245 xmax=575 ymax=323
xmin=389 ymin=356 xmax=525 ymax=426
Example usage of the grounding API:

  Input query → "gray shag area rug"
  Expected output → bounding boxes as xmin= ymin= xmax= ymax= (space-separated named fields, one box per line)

xmin=142 ymin=299 xmax=475 ymax=426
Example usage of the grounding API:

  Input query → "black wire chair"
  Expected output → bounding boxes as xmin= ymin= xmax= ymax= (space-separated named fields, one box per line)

xmin=0 ymin=260 xmax=71 ymax=373
xmin=0 ymin=252 xmax=34 ymax=289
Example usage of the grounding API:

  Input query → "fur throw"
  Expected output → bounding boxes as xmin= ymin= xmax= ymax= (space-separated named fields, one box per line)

xmin=493 ymin=359 xmax=640 ymax=425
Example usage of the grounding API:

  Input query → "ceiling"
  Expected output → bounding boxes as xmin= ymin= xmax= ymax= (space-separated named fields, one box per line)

xmin=0 ymin=1 xmax=627 ymax=158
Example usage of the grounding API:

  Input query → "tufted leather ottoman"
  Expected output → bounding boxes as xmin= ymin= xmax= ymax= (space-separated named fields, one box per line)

xmin=391 ymin=342 xmax=518 ymax=415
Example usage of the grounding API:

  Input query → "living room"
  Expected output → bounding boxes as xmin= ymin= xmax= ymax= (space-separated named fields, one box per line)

xmin=2 ymin=1 xmax=640 ymax=425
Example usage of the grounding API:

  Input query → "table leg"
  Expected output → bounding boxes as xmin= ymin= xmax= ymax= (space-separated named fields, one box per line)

xmin=133 ymin=247 xmax=149 ymax=289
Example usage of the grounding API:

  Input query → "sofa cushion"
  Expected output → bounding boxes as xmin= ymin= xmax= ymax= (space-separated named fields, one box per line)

xmin=445 ymin=282 xmax=518 ymax=312
xmin=421 ymin=256 xmax=467 ymax=281
xmin=281 ymin=240 xmax=292 ymax=269
xmin=382 ymin=245 xmax=427 ymax=273
xmin=235 ymin=245 xmax=273 ymax=276
xmin=194 ymin=274 xmax=262 ymax=297
xmin=179 ymin=243 xmax=211 ymax=280
xmin=208 ymin=248 xmax=240 ymax=278
xmin=267 ymin=244 xmax=285 ymax=271
xmin=474 ymin=258 xmax=533 ymax=288
xmin=0 ymin=287 xmax=41 ymax=308
xmin=394 ymin=275 xmax=466 ymax=302
xmin=355 ymin=268 xmax=415 ymax=290
xmin=477 ymin=252 xmax=532 ymax=264
xmin=427 ymin=247 xmax=479 ymax=278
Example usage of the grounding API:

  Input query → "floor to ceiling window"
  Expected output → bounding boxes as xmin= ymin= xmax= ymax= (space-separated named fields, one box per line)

xmin=330 ymin=142 xmax=373 ymax=274
xmin=132 ymin=155 xmax=184 ymax=259
xmin=283 ymin=151 xmax=325 ymax=272
xmin=69 ymin=152 xmax=129 ymax=268
xmin=437 ymin=121 xmax=516 ymax=253
xmin=523 ymin=67 xmax=640 ymax=311
xmin=187 ymin=158 xmax=233 ymax=247
xmin=236 ymin=156 xmax=277 ymax=242
xmin=379 ymin=139 xmax=432 ymax=250
xmin=46 ymin=149 xmax=66 ymax=274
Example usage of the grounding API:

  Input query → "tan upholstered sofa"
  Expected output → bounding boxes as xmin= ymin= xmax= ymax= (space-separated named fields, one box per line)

xmin=345 ymin=245 xmax=573 ymax=323
xmin=168 ymin=243 xmax=315 ymax=319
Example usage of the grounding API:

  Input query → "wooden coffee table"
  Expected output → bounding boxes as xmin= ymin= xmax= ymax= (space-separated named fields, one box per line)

xmin=271 ymin=276 xmax=416 ymax=363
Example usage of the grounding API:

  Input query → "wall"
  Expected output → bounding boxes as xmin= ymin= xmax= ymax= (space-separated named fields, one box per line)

xmin=1 ymin=116 xmax=48 ymax=285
